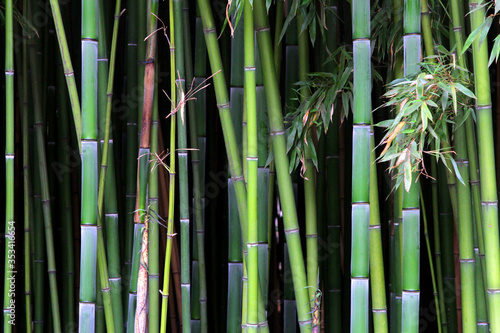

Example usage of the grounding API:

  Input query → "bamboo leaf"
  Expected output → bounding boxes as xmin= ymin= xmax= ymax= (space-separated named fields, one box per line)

xmin=488 ymin=35 xmax=500 ymax=66
xmin=450 ymin=157 xmax=465 ymax=185
xmin=460 ymin=19 xmax=483 ymax=57
xmin=454 ymin=82 xmax=476 ymax=99
xmin=478 ymin=16 xmax=493 ymax=50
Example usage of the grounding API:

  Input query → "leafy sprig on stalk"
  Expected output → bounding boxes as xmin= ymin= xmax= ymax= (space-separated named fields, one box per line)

xmin=285 ymin=46 xmax=353 ymax=175
xmin=377 ymin=52 xmax=476 ymax=191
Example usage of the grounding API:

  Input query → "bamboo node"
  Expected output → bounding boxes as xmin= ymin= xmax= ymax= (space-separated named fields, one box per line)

xmin=203 ymin=28 xmax=216 ymax=34
xmin=284 ymin=227 xmax=300 ymax=234
xmin=255 ymin=27 xmax=270 ymax=33
xmin=217 ymin=102 xmax=230 ymax=109
xmin=270 ymin=130 xmax=285 ymax=136
xmin=475 ymin=104 xmax=492 ymax=110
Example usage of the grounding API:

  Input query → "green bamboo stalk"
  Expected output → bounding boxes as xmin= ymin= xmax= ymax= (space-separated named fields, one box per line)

xmin=447 ymin=0 xmax=478 ymax=327
xmin=455 ymin=117 xmax=477 ymax=332
xmin=284 ymin=243 xmax=297 ymax=332
xmin=280 ymin=4 xmax=300 ymax=329
xmin=25 ymin=7 xmax=63 ymax=333
xmin=148 ymin=66 xmax=160 ymax=333
xmin=96 ymin=269 xmax=105 ymax=331
xmin=227 ymin=180 xmax=244 ymax=332
xmin=369 ymin=130 xmax=388 ymax=332
xmin=296 ymin=14 xmax=319 ymax=327
xmin=3 ymin=1 xmax=15 ymax=331
xmin=196 ymin=0 xmax=248 ymax=252
xmin=191 ymin=4 xmax=207 ymax=329
xmin=390 ymin=0 xmax=404 ymax=328
xmin=255 ymin=48 xmax=270 ymax=321
xmin=19 ymin=18 xmax=33 ymax=333
xmin=351 ymin=0 xmax=372 ymax=328
xmin=401 ymin=0 xmax=421 ymax=329
xmin=253 ymin=0 xmax=312 ymax=330
xmin=438 ymin=166 xmax=458 ymax=333
xmin=80 ymin=0 xmax=100 ymax=330
xmin=174 ymin=0 xmax=193 ymax=331
xmin=469 ymin=0 xmax=500 ymax=330
xmin=465 ymin=119 xmax=489 ymax=331
xmin=228 ymin=6 xmax=246 ymax=331
xmin=160 ymin=2 xmax=177 ymax=331
xmin=123 ymin=0 xmax=138 ymax=318
xmin=245 ymin=0 xmax=259 ymax=330
xmin=273 ymin=0 xmax=284 ymax=80
xmin=181 ymin=0 xmax=204 ymax=327
xmin=96 ymin=0 xmax=125 ymax=331
xmin=48 ymin=0 xmax=82 ymax=150
xmin=32 ymin=120 xmax=46 ymax=333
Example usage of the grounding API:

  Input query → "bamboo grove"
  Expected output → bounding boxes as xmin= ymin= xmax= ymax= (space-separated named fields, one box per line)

xmin=5 ymin=0 xmax=500 ymax=331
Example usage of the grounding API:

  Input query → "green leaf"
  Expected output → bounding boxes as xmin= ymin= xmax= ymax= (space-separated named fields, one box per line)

xmin=488 ymin=35 xmax=500 ymax=67
xmin=460 ymin=17 xmax=484 ymax=57
xmin=401 ymin=129 xmax=416 ymax=134
xmin=375 ymin=119 xmax=395 ymax=127
xmin=478 ymin=16 xmax=493 ymax=51
xmin=450 ymin=157 xmax=465 ymax=185
xmin=308 ymin=138 xmax=318 ymax=170
xmin=454 ymin=82 xmax=476 ymax=99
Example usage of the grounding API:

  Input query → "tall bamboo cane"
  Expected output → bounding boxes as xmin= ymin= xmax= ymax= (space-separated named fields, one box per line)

xmin=48 ymin=0 xmax=82 ymax=150
xmin=369 ymin=129 xmax=388 ymax=333
xmin=148 ymin=64 xmax=160 ymax=333
xmin=19 ymin=18 xmax=34 ymax=333
xmin=96 ymin=0 xmax=125 ymax=330
xmin=79 ymin=0 xmax=100 ymax=330
xmin=173 ymin=0 xmax=193 ymax=330
xmin=191 ymin=4 xmax=208 ymax=329
xmin=123 ymin=0 xmax=139 ymax=318
xmin=469 ymin=0 xmax=500 ymax=330
xmin=181 ymin=0 xmax=209 ymax=331
xmin=228 ymin=7 xmax=246 ymax=330
xmin=447 ymin=0 xmax=478 ymax=328
xmin=350 ymin=0 xmax=372 ymax=329
xmin=253 ymin=0 xmax=313 ymax=330
xmin=134 ymin=1 xmax=159 ymax=331
xmin=296 ymin=14 xmax=319 ymax=325
xmin=245 ymin=0 xmax=260 ymax=330
xmin=3 ymin=1 xmax=15 ymax=331
xmin=401 ymin=0 xmax=421 ymax=330
xmin=160 ymin=1 xmax=177 ymax=331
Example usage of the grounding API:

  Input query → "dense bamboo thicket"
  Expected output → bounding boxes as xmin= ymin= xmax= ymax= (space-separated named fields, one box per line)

xmin=6 ymin=0 xmax=500 ymax=332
